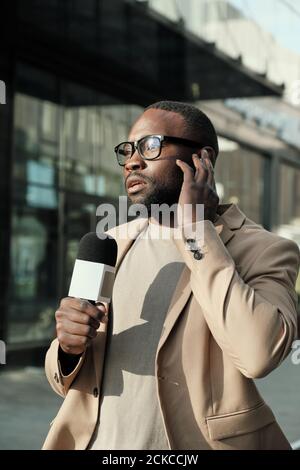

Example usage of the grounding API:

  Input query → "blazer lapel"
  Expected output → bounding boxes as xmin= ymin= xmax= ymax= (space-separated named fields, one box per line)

xmin=215 ymin=203 xmax=246 ymax=245
xmin=215 ymin=219 xmax=235 ymax=245
xmin=108 ymin=217 xmax=149 ymax=273
xmin=156 ymin=266 xmax=191 ymax=354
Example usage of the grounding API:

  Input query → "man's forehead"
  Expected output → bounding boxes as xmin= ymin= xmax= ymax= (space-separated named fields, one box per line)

xmin=128 ymin=109 xmax=185 ymax=140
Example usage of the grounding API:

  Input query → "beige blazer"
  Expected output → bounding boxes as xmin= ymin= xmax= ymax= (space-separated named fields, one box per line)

xmin=42 ymin=204 xmax=299 ymax=450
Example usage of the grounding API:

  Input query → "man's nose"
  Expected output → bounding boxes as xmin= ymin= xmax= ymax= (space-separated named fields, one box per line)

xmin=124 ymin=149 xmax=146 ymax=171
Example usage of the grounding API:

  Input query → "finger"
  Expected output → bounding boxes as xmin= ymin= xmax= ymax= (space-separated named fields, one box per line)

xmin=55 ymin=309 xmax=100 ymax=329
xmin=206 ymin=163 xmax=214 ymax=187
xmin=193 ymin=154 xmax=208 ymax=183
xmin=191 ymin=153 xmax=202 ymax=175
xmin=60 ymin=297 xmax=102 ymax=321
xmin=201 ymin=149 xmax=214 ymax=186
xmin=96 ymin=303 xmax=107 ymax=315
xmin=57 ymin=319 xmax=98 ymax=339
xmin=176 ymin=159 xmax=194 ymax=182
xmin=96 ymin=302 xmax=109 ymax=324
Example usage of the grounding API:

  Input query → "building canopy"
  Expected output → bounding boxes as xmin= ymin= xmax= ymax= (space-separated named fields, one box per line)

xmin=1 ymin=0 xmax=283 ymax=105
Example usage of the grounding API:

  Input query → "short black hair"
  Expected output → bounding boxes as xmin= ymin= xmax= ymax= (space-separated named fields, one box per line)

xmin=145 ymin=100 xmax=219 ymax=156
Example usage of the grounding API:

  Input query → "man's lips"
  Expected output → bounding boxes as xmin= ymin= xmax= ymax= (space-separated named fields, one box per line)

xmin=126 ymin=178 xmax=148 ymax=194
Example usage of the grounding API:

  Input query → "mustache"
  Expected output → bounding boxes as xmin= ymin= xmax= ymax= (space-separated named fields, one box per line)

xmin=124 ymin=172 xmax=155 ymax=189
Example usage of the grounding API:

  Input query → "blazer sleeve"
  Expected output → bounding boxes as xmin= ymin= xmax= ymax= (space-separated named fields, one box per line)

xmin=174 ymin=220 xmax=300 ymax=379
xmin=45 ymin=338 xmax=86 ymax=398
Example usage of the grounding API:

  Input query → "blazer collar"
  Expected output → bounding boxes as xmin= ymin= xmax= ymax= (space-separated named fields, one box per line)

xmin=215 ymin=204 xmax=246 ymax=245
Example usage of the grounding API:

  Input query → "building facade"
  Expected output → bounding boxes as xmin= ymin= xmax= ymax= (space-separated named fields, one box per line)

xmin=0 ymin=0 xmax=298 ymax=366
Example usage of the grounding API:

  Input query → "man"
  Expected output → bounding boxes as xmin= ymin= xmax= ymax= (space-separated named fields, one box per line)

xmin=43 ymin=101 xmax=299 ymax=450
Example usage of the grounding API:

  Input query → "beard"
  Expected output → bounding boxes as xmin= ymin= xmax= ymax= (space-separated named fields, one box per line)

xmin=127 ymin=171 xmax=183 ymax=216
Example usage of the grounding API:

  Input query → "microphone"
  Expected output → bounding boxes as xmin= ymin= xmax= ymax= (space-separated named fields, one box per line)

xmin=68 ymin=232 xmax=118 ymax=304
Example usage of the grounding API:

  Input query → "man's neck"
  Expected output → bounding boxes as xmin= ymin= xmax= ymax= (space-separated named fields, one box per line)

xmin=149 ymin=213 xmax=177 ymax=228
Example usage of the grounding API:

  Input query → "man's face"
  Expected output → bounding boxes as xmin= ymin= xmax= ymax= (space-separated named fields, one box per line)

xmin=123 ymin=109 xmax=200 ymax=210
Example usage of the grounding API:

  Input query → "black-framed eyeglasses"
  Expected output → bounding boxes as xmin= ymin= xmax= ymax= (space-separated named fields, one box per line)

xmin=114 ymin=134 xmax=203 ymax=166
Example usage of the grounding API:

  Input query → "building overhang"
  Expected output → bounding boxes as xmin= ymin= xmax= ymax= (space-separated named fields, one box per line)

xmin=131 ymin=0 xmax=284 ymax=101
xmin=1 ymin=0 xmax=284 ymax=105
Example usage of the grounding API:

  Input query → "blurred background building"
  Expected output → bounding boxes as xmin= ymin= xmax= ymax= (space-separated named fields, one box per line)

xmin=1 ymin=0 xmax=300 ymax=450
xmin=0 ymin=0 xmax=299 ymax=363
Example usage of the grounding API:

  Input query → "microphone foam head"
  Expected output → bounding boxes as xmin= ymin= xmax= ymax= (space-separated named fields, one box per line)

xmin=77 ymin=232 xmax=118 ymax=267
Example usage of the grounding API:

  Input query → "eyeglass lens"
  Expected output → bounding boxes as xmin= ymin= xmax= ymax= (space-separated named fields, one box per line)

xmin=117 ymin=136 xmax=161 ymax=165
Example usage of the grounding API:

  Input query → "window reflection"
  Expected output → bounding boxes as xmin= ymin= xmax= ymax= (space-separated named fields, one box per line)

xmin=277 ymin=164 xmax=300 ymax=300
xmin=8 ymin=207 xmax=58 ymax=343
xmin=214 ymin=136 xmax=264 ymax=224
xmin=278 ymin=165 xmax=300 ymax=235
xmin=9 ymin=63 xmax=143 ymax=345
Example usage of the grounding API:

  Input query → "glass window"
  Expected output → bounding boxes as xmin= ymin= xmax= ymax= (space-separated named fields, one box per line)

xmin=277 ymin=164 xmax=300 ymax=299
xmin=8 ymin=62 xmax=143 ymax=346
xmin=13 ymin=94 xmax=60 ymax=186
xmin=214 ymin=137 xmax=265 ymax=224
xmin=278 ymin=164 xmax=300 ymax=231
xmin=7 ymin=200 xmax=59 ymax=343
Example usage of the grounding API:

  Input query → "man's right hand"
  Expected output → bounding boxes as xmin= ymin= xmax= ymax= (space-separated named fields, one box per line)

xmin=55 ymin=297 xmax=107 ymax=356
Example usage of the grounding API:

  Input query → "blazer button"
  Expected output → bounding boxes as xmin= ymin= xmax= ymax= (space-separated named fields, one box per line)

xmin=193 ymin=250 xmax=203 ymax=260
xmin=93 ymin=387 xmax=99 ymax=397
xmin=54 ymin=373 xmax=59 ymax=383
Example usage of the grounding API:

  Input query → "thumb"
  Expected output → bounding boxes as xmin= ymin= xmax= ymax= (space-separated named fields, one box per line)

xmin=96 ymin=302 xmax=108 ymax=317
xmin=96 ymin=302 xmax=108 ymax=323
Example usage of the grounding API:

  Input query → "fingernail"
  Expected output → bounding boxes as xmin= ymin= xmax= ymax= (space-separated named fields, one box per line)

xmin=96 ymin=304 xmax=105 ymax=312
